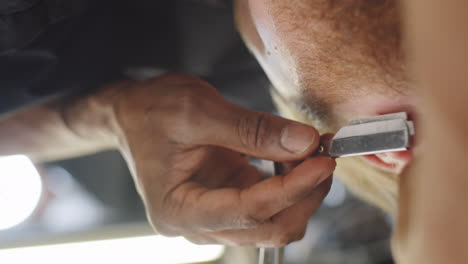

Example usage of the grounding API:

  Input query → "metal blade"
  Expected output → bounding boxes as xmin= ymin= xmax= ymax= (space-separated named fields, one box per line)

xmin=324 ymin=112 xmax=414 ymax=158
xmin=348 ymin=112 xmax=408 ymax=125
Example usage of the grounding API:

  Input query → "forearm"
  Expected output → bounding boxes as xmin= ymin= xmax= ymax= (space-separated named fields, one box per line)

xmin=0 ymin=83 xmax=125 ymax=162
xmin=397 ymin=0 xmax=468 ymax=262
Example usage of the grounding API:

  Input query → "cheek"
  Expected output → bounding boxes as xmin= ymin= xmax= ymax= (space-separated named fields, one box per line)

xmin=247 ymin=0 xmax=304 ymax=95
xmin=332 ymin=95 xmax=387 ymax=121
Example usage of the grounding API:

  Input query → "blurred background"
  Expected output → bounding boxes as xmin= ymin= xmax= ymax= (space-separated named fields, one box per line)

xmin=0 ymin=0 xmax=394 ymax=263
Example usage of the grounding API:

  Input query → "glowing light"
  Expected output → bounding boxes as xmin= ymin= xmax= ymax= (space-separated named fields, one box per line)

xmin=0 ymin=236 xmax=225 ymax=264
xmin=0 ymin=155 xmax=42 ymax=230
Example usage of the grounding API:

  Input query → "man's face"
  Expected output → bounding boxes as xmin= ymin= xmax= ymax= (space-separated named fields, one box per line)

xmin=235 ymin=0 xmax=416 ymax=212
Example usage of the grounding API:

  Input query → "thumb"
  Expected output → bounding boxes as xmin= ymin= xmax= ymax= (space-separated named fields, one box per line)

xmin=191 ymin=98 xmax=320 ymax=161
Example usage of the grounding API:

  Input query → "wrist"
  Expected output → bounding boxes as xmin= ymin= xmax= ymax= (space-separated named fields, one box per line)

xmin=60 ymin=81 xmax=134 ymax=151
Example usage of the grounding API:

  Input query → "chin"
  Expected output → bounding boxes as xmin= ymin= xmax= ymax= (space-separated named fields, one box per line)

xmin=273 ymin=94 xmax=402 ymax=214
xmin=335 ymin=156 xmax=399 ymax=214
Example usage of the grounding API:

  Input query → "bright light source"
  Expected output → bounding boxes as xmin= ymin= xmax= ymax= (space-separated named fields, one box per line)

xmin=0 ymin=236 xmax=225 ymax=264
xmin=0 ymin=155 xmax=42 ymax=230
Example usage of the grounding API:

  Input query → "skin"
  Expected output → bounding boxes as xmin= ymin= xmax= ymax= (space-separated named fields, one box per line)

xmin=234 ymin=0 xmax=414 ymax=214
xmin=395 ymin=0 xmax=468 ymax=263
xmin=1 ymin=0 xmax=468 ymax=260
xmin=236 ymin=0 xmax=468 ymax=262
xmin=235 ymin=0 xmax=415 ymax=170
xmin=0 ymin=73 xmax=336 ymax=247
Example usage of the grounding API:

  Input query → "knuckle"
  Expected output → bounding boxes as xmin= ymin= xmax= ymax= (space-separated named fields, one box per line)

xmin=147 ymin=204 xmax=182 ymax=237
xmin=268 ymin=223 xmax=308 ymax=247
xmin=185 ymin=236 xmax=212 ymax=245
xmin=150 ymin=74 xmax=213 ymax=118
xmin=165 ymin=82 xmax=219 ymax=138
xmin=174 ymin=89 xmax=198 ymax=120
xmin=238 ymin=192 xmax=268 ymax=228
xmin=237 ymin=113 xmax=270 ymax=151
xmin=149 ymin=218 xmax=178 ymax=237
xmin=236 ymin=212 xmax=263 ymax=229
xmin=294 ymin=227 xmax=307 ymax=242
xmin=166 ymin=89 xmax=203 ymax=138
xmin=271 ymin=232 xmax=296 ymax=248
xmin=116 ymin=73 xmax=222 ymax=142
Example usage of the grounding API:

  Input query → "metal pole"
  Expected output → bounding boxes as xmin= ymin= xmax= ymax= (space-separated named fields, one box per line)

xmin=258 ymin=247 xmax=284 ymax=264
xmin=258 ymin=162 xmax=285 ymax=264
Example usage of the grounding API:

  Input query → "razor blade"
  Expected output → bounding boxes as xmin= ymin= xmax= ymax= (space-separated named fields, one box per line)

xmin=260 ymin=113 xmax=414 ymax=264
xmin=318 ymin=112 xmax=415 ymax=158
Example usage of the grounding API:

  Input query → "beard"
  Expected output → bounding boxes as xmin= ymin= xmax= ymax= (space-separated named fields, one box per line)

xmin=272 ymin=91 xmax=399 ymax=214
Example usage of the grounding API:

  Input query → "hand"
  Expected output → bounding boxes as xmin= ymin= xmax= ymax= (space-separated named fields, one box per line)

xmin=109 ymin=74 xmax=336 ymax=247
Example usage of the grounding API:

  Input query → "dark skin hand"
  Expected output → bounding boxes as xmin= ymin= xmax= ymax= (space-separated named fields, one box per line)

xmin=73 ymin=74 xmax=336 ymax=247
xmin=0 ymin=72 xmax=338 ymax=246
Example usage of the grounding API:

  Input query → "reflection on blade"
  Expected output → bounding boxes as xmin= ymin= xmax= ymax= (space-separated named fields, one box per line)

xmin=326 ymin=112 xmax=415 ymax=158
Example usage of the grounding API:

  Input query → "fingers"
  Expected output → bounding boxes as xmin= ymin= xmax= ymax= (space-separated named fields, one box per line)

xmin=193 ymin=102 xmax=320 ymax=161
xmin=187 ymin=178 xmax=333 ymax=247
xmin=113 ymin=74 xmax=334 ymax=246
xmin=237 ymin=157 xmax=335 ymax=226
xmin=159 ymin=157 xmax=335 ymax=234
xmin=146 ymin=74 xmax=320 ymax=162
xmin=121 ymin=73 xmax=320 ymax=161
